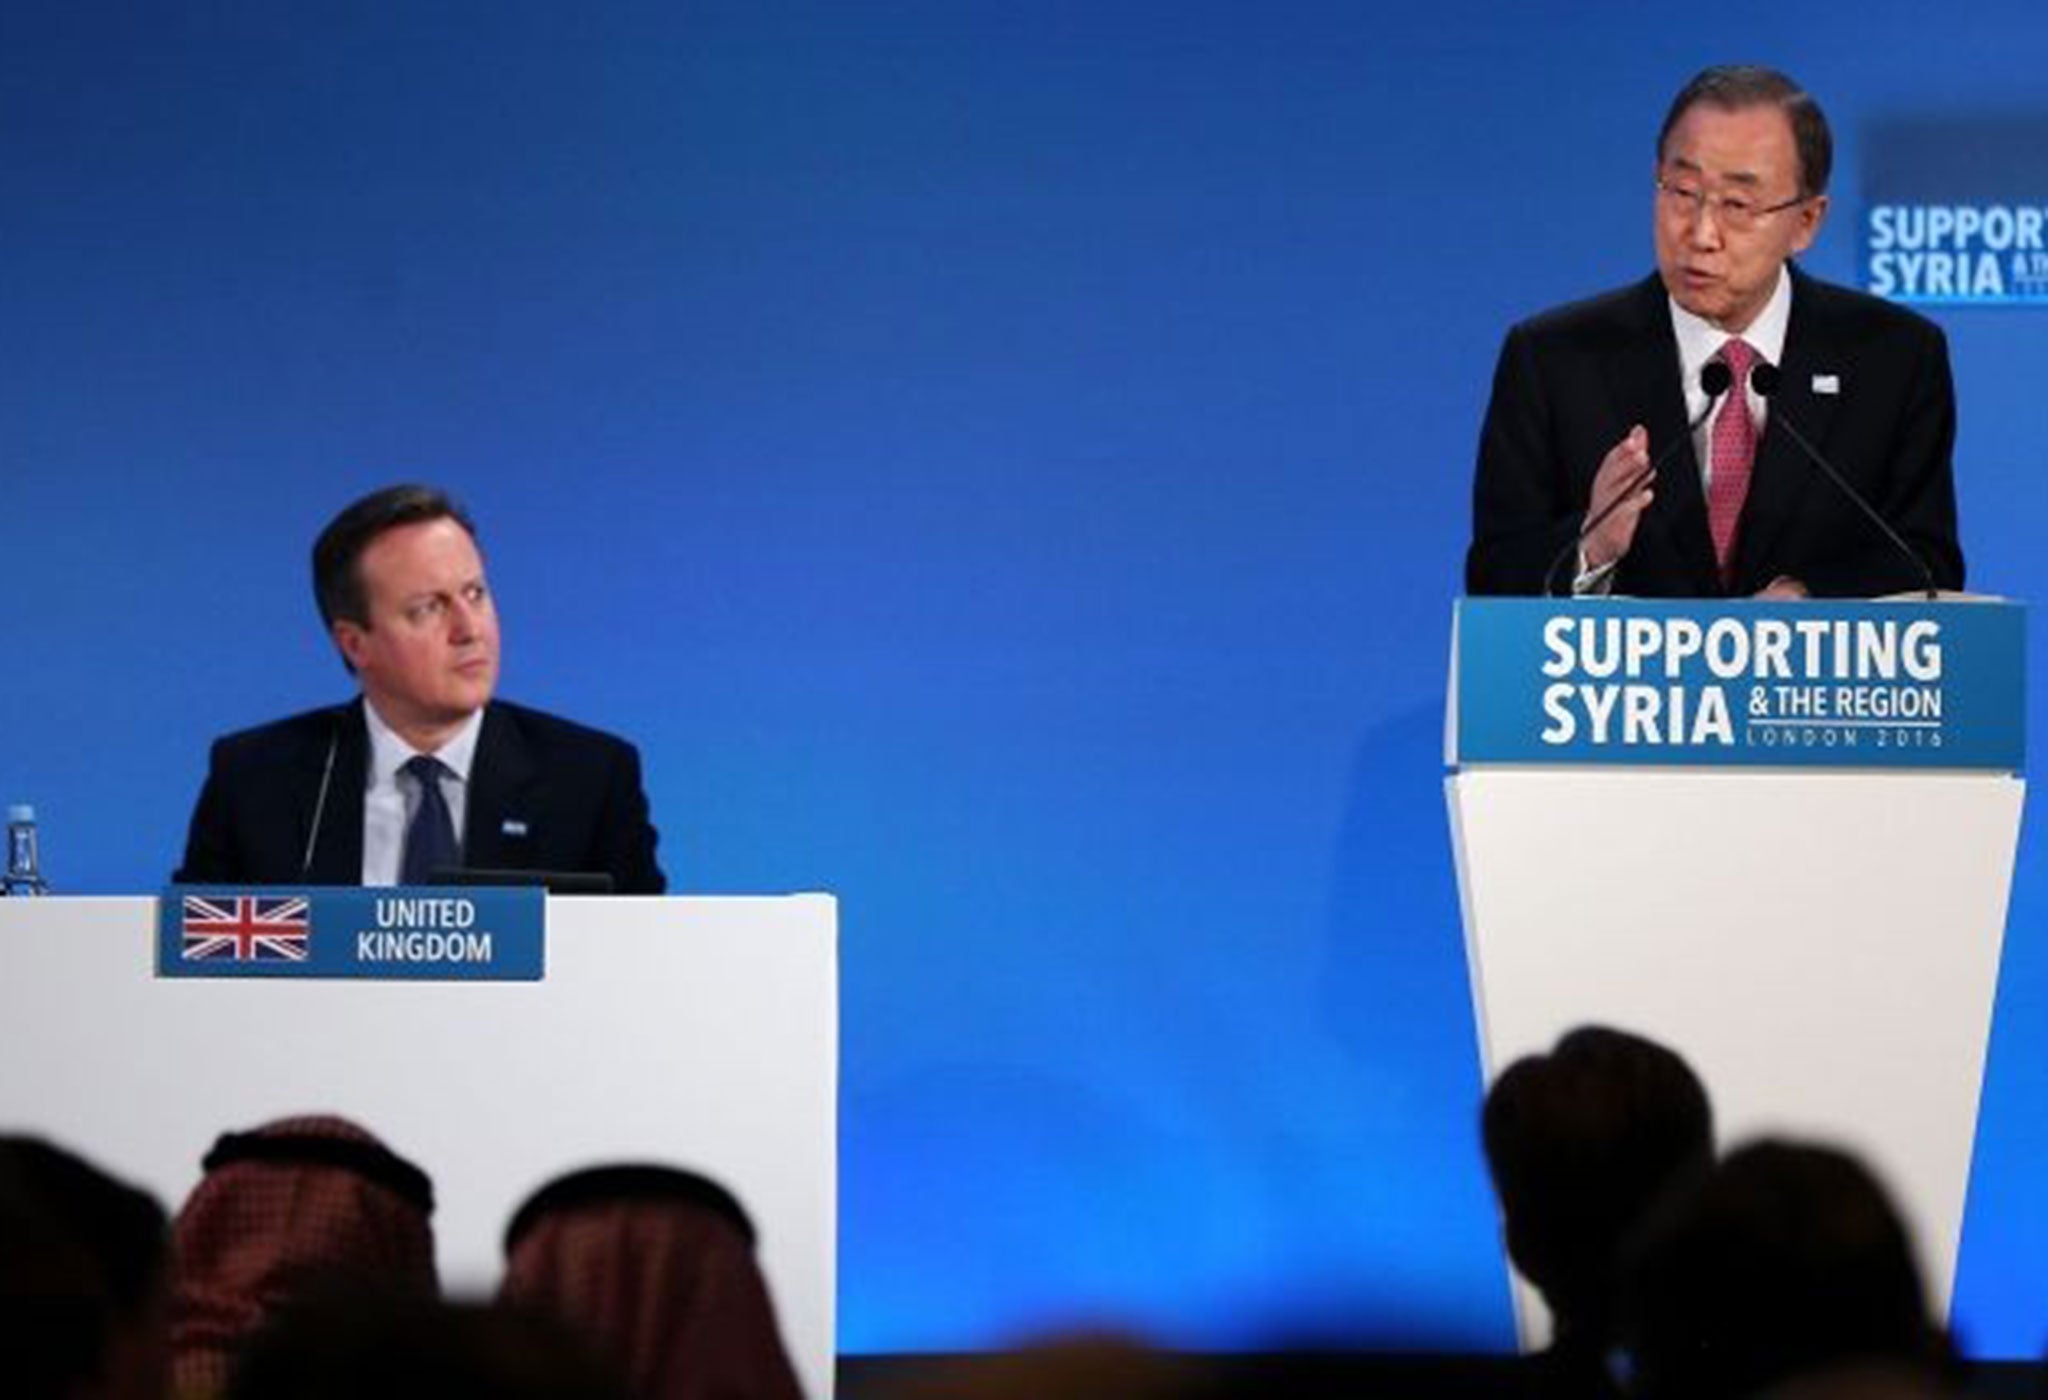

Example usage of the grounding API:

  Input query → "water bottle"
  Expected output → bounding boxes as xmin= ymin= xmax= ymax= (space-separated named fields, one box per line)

xmin=3 ymin=804 xmax=49 ymax=896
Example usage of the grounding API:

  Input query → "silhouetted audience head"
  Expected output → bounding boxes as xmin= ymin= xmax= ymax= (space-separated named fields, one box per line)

xmin=0 ymin=1135 xmax=170 ymax=1400
xmin=876 ymin=1331 xmax=1212 ymax=1400
xmin=227 ymin=1295 xmax=629 ymax=1400
xmin=1753 ymin=1358 xmax=1958 ymax=1400
xmin=170 ymin=1114 xmax=437 ymax=1396
xmin=1482 ymin=1025 xmax=1712 ymax=1353
xmin=1620 ymin=1138 xmax=1946 ymax=1400
xmin=499 ymin=1163 xmax=803 ymax=1400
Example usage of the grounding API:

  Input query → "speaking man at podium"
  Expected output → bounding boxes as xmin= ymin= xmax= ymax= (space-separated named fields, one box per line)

xmin=1465 ymin=65 xmax=1964 ymax=600
xmin=175 ymin=485 xmax=666 ymax=893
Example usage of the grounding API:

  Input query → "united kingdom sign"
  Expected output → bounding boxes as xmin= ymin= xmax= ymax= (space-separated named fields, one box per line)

xmin=159 ymin=887 xmax=545 ymax=981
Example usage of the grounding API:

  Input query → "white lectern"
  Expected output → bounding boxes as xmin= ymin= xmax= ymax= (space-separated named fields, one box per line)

xmin=0 ymin=894 xmax=839 ymax=1400
xmin=1446 ymin=598 xmax=2025 ymax=1347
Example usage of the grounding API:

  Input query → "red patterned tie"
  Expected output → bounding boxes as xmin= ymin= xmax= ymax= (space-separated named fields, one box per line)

xmin=1706 ymin=338 xmax=1757 ymax=586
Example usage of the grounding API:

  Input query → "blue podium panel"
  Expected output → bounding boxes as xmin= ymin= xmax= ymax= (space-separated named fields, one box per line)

xmin=1450 ymin=598 xmax=2025 ymax=771
xmin=158 ymin=886 xmax=545 ymax=981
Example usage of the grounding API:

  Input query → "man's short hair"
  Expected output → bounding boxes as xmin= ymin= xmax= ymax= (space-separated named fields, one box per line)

xmin=1657 ymin=65 xmax=1833 ymax=199
xmin=0 ymin=1136 xmax=170 ymax=1398
xmin=1482 ymin=1026 xmax=1713 ymax=1329
xmin=1620 ymin=1139 xmax=1941 ymax=1399
xmin=312 ymin=485 xmax=478 ymax=632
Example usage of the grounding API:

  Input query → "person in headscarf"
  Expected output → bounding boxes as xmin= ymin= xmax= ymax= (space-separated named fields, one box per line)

xmin=498 ymin=1164 xmax=803 ymax=1400
xmin=169 ymin=1114 xmax=437 ymax=1397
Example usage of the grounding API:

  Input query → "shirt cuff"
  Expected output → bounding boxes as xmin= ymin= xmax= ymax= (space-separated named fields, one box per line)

xmin=1572 ymin=551 xmax=1617 ymax=596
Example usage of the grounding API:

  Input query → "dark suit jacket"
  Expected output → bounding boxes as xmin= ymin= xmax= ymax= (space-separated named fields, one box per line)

xmin=175 ymin=700 xmax=666 ymax=893
xmin=1465 ymin=268 xmax=1964 ymax=598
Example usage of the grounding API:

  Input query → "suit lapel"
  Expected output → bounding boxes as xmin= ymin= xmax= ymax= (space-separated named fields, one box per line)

xmin=1603 ymin=277 xmax=1720 ymax=593
xmin=464 ymin=704 xmax=540 ymax=871
xmin=303 ymin=703 xmax=368 ymax=885
xmin=1732 ymin=269 xmax=1842 ymax=590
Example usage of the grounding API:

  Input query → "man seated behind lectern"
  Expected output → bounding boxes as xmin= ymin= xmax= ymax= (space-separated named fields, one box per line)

xmin=1465 ymin=65 xmax=1964 ymax=599
xmin=175 ymin=485 xmax=666 ymax=892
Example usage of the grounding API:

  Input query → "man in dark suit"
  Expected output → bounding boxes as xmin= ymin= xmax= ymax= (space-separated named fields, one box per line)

xmin=175 ymin=485 xmax=665 ymax=892
xmin=1466 ymin=66 xmax=1964 ymax=599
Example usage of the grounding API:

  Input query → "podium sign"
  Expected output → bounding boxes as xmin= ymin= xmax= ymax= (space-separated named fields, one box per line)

xmin=158 ymin=886 xmax=545 ymax=981
xmin=1450 ymin=598 xmax=2024 ymax=770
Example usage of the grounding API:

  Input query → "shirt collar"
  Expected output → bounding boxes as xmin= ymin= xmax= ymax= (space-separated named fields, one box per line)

xmin=362 ymin=698 xmax=484 ymax=787
xmin=1668 ymin=263 xmax=1793 ymax=383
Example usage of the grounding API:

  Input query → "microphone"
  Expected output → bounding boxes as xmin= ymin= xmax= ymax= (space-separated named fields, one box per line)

xmin=1748 ymin=362 xmax=1937 ymax=599
xmin=300 ymin=708 xmax=344 ymax=879
xmin=1544 ymin=359 xmax=1733 ymax=596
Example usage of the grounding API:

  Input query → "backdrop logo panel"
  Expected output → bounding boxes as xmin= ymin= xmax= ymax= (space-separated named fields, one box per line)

xmin=1450 ymin=599 xmax=2025 ymax=769
xmin=1862 ymin=115 xmax=2048 ymax=306
xmin=1866 ymin=205 xmax=2048 ymax=303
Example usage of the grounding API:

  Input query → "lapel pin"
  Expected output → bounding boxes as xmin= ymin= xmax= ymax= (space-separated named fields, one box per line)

xmin=1811 ymin=373 xmax=1840 ymax=396
xmin=501 ymin=819 xmax=529 ymax=838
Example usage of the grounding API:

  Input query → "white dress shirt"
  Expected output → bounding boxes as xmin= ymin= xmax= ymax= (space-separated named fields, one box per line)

xmin=1668 ymin=264 xmax=1792 ymax=491
xmin=1575 ymin=267 xmax=1795 ymax=594
xmin=360 ymin=699 xmax=484 ymax=886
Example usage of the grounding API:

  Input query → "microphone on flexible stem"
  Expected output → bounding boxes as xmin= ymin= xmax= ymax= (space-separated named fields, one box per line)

xmin=300 ymin=707 xmax=344 ymax=879
xmin=1543 ymin=359 xmax=1733 ymax=597
xmin=1748 ymin=362 xmax=1938 ymax=600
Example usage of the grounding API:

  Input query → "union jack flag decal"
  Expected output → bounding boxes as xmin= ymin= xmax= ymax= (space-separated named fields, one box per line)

xmin=181 ymin=895 xmax=311 ymax=962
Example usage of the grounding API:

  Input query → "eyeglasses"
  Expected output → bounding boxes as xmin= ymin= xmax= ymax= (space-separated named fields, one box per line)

xmin=1656 ymin=177 xmax=1809 ymax=234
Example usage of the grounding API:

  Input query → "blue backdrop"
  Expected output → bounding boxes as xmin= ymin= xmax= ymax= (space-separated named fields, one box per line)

xmin=6 ymin=0 xmax=2047 ymax=1357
